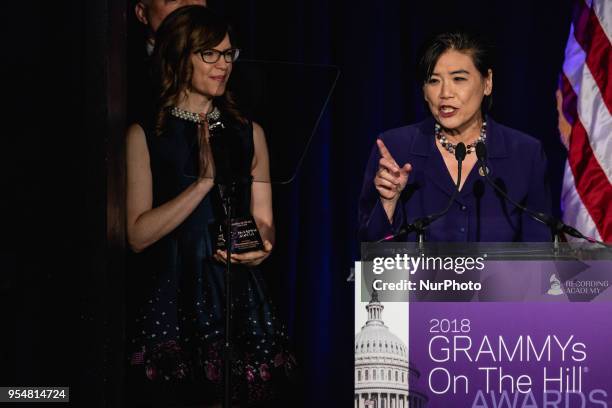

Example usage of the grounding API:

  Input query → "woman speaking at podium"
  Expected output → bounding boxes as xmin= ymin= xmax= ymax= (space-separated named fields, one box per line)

xmin=359 ymin=31 xmax=552 ymax=243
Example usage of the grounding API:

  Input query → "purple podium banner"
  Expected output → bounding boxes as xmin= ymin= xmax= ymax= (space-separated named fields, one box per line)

xmin=408 ymin=302 xmax=612 ymax=408
xmin=356 ymin=243 xmax=612 ymax=408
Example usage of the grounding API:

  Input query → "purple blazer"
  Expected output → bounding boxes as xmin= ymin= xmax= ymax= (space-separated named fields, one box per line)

xmin=358 ymin=117 xmax=552 ymax=242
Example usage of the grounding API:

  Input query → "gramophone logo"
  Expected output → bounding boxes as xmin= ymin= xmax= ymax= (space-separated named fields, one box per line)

xmin=546 ymin=273 xmax=564 ymax=296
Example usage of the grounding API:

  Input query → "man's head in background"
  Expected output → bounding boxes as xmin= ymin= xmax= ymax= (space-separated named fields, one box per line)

xmin=135 ymin=0 xmax=207 ymax=43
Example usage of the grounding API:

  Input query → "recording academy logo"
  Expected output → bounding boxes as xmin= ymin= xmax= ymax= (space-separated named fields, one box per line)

xmin=564 ymin=278 xmax=610 ymax=295
xmin=546 ymin=274 xmax=564 ymax=296
xmin=545 ymin=273 xmax=610 ymax=298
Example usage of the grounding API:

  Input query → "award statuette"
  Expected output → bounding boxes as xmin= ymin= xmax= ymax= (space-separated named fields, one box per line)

xmin=214 ymin=212 xmax=264 ymax=254
xmin=207 ymin=108 xmax=264 ymax=254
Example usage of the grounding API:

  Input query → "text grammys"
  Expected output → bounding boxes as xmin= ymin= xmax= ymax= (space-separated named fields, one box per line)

xmin=426 ymin=333 xmax=609 ymax=407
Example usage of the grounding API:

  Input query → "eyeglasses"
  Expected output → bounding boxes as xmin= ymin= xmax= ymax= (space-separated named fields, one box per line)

xmin=197 ymin=48 xmax=240 ymax=64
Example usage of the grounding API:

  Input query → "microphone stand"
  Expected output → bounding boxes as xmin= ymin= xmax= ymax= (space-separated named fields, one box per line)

xmin=221 ymin=182 xmax=235 ymax=408
xmin=208 ymin=115 xmax=238 ymax=408
xmin=378 ymin=142 xmax=467 ymax=246
xmin=474 ymin=142 xmax=607 ymax=248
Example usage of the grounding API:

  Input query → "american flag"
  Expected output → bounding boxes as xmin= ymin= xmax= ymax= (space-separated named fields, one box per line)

xmin=559 ymin=0 xmax=612 ymax=242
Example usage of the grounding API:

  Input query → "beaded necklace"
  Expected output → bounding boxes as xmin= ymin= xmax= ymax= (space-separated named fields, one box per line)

xmin=435 ymin=121 xmax=487 ymax=155
xmin=169 ymin=105 xmax=221 ymax=124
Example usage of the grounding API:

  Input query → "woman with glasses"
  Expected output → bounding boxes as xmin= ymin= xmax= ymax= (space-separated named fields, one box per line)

xmin=125 ymin=6 xmax=294 ymax=407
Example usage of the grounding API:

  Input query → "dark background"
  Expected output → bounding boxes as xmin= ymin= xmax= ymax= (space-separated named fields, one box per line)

xmin=2 ymin=0 xmax=571 ymax=406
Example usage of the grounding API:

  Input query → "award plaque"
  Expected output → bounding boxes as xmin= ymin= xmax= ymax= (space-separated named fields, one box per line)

xmin=214 ymin=216 xmax=264 ymax=254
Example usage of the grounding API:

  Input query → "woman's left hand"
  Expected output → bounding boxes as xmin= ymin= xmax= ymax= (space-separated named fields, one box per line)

xmin=214 ymin=240 xmax=273 ymax=266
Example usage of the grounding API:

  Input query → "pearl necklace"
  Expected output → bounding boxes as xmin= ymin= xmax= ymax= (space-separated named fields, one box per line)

xmin=169 ymin=106 xmax=221 ymax=124
xmin=435 ymin=121 xmax=487 ymax=155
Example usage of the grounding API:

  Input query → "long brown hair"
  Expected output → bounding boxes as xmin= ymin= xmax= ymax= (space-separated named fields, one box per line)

xmin=151 ymin=5 xmax=245 ymax=135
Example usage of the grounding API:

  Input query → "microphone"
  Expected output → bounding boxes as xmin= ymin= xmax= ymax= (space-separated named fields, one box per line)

xmin=475 ymin=141 xmax=604 ymax=244
xmin=378 ymin=142 xmax=466 ymax=243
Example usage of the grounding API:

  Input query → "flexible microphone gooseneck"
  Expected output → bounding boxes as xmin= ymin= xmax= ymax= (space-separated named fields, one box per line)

xmin=378 ymin=142 xmax=467 ymax=243
xmin=474 ymin=142 xmax=605 ymax=245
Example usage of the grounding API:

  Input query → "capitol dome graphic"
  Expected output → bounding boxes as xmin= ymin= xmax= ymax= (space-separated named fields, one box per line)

xmin=355 ymin=292 xmax=428 ymax=408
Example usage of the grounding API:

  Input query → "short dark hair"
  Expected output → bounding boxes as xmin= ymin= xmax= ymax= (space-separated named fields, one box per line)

xmin=417 ymin=31 xmax=494 ymax=111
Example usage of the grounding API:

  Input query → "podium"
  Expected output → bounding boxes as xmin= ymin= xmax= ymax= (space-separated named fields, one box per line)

xmin=356 ymin=242 xmax=612 ymax=407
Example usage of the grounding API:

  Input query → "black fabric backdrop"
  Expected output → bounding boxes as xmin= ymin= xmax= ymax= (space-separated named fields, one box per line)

xmin=3 ymin=1 xmax=571 ymax=406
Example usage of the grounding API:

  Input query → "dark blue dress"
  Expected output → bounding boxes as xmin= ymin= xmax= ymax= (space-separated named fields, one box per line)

xmin=359 ymin=116 xmax=553 ymax=242
xmin=127 ymin=115 xmax=295 ymax=407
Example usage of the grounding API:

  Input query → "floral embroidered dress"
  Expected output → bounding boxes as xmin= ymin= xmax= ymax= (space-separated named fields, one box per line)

xmin=126 ymin=113 xmax=295 ymax=407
